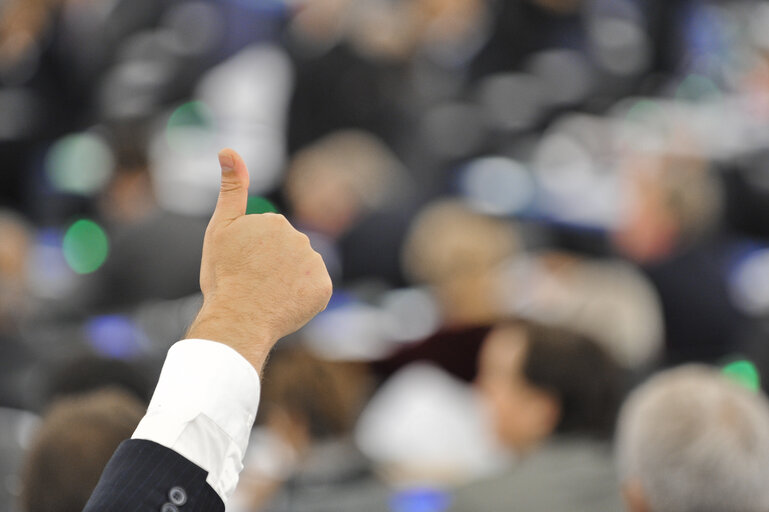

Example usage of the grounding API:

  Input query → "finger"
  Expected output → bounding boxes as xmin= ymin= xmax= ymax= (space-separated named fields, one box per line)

xmin=211 ymin=148 xmax=250 ymax=224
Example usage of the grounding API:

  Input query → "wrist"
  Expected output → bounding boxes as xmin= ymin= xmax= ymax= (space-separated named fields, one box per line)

xmin=186 ymin=300 xmax=276 ymax=372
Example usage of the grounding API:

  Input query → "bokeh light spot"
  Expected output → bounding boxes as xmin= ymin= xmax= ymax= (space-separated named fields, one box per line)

xmin=166 ymin=100 xmax=214 ymax=131
xmin=246 ymin=196 xmax=278 ymax=215
xmin=62 ymin=220 xmax=109 ymax=274
xmin=390 ymin=488 xmax=451 ymax=512
xmin=722 ymin=360 xmax=761 ymax=392
xmin=165 ymin=100 xmax=215 ymax=153
xmin=45 ymin=133 xmax=114 ymax=195
xmin=85 ymin=314 xmax=145 ymax=359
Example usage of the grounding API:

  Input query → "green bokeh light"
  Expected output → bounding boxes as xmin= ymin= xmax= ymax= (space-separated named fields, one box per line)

xmin=165 ymin=100 xmax=215 ymax=153
xmin=62 ymin=220 xmax=110 ymax=274
xmin=246 ymin=197 xmax=278 ymax=215
xmin=722 ymin=360 xmax=761 ymax=392
xmin=167 ymin=100 xmax=214 ymax=131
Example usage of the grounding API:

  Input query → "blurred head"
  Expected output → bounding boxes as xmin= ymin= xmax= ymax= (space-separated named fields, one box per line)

xmin=21 ymin=388 xmax=145 ymax=512
xmin=45 ymin=356 xmax=152 ymax=408
xmin=285 ymin=130 xmax=408 ymax=238
xmin=260 ymin=347 xmax=371 ymax=454
xmin=613 ymin=152 xmax=722 ymax=263
xmin=402 ymin=200 xmax=519 ymax=325
xmin=477 ymin=321 xmax=621 ymax=452
xmin=616 ymin=366 xmax=769 ymax=512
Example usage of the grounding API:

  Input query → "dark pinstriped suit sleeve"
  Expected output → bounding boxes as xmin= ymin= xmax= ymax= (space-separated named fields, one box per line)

xmin=83 ymin=439 xmax=224 ymax=512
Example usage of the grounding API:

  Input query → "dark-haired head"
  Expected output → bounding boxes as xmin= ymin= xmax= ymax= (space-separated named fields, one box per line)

xmin=477 ymin=320 xmax=623 ymax=452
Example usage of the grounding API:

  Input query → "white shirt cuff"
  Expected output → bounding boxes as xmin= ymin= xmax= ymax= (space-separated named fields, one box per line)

xmin=132 ymin=339 xmax=261 ymax=502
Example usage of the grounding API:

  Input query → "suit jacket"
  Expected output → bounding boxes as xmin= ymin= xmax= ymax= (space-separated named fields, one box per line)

xmin=448 ymin=437 xmax=623 ymax=512
xmin=83 ymin=439 xmax=223 ymax=512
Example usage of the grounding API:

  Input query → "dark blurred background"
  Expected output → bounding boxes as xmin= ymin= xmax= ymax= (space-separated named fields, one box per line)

xmin=3 ymin=0 xmax=769 ymax=510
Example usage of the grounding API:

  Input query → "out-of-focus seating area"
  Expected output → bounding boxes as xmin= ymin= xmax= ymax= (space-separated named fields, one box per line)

xmin=3 ymin=0 xmax=769 ymax=510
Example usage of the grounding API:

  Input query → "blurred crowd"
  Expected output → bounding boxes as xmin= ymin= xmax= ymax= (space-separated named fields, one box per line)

xmin=4 ymin=0 xmax=769 ymax=510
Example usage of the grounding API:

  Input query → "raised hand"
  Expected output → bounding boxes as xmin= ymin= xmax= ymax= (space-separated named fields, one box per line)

xmin=187 ymin=149 xmax=332 ymax=370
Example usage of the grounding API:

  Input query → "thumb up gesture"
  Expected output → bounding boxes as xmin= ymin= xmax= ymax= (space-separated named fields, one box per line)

xmin=187 ymin=149 xmax=332 ymax=370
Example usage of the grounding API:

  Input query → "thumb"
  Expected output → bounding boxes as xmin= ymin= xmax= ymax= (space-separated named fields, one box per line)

xmin=212 ymin=148 xmax=250 ymax=224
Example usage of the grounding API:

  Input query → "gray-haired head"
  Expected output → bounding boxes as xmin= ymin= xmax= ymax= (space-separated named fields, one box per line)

xmin=616 ymin=365 xmax=769 ymax=512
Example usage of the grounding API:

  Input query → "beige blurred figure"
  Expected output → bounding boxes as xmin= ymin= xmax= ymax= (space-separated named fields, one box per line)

xmin=20 ymin=389 xmax=145 ymax=512
xmin=616 ymin=366 xmax=769 ymax=512
xmin=613 ymin=151 xmax=722 ymax=264
xmin=285 ymin=130 xmax=409 ymax=239
xmin=0 ymin=211 xmax=32 ymax=330
xmin=232 ymin=347 xmax=388 ymax=512
xmin=502 ymin=251 xmax=664 ymax=369
xmin=402 ymin=200 xmax=519 ymax=327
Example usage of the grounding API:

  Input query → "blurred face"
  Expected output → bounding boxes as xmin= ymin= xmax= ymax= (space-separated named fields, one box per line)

xmin=0 ymin=219 xmax=31 ymax=326
xmin=612 ymin=155 xmax=677 ymax=263
xmin=476 ymin=325 xmax=558 ymax=452
xmin=286 ymin=161 xmax=361 ymax=238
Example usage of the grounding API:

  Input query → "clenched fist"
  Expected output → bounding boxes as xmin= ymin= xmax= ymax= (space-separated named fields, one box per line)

xmin=187 ymin=149 xmax=332 ymax=370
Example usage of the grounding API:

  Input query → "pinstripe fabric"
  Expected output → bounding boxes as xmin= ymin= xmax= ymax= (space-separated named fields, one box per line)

xmin=83 ymin=439 xmax=224 ymax=512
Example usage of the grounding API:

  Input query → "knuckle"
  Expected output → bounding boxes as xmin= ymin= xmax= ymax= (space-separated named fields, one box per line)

xmin=218 ymin=180 xmax=242 ymax=194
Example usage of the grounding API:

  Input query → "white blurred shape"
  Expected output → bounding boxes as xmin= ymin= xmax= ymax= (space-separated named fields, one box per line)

xmin=590 ymin=17 xmax=650 ymax=76
xmin=151 ymin=44 xmax=293 ymax=215
xmin=730 ymin=249 xmax=769 ymax=316
xmin=460 ymin=157 xmax=535 ymax=216
xmin=379 ymin=287 xmax=441 ymax=343
xmin=303 ymin=303 xmax=394 ymax=361
xmin=533 ymin=129 xmax=619 ymax=227
xmin=355 ymin=364 xmax=509 ymax=485
xmin=45 ymin=132 xmax=114 ymax=196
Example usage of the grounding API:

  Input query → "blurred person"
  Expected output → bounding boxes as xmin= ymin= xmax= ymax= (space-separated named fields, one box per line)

xmin=82 ymin=149 xmax=332 ymax=511
xmin=286 ymin=2 xmax=411 ymax=155
xmin=76 ymin=123 xmax=208 ymax=311
xmin=401 ymin=200 xmax=518 ymax=328
xmin=20 ymin=388 xmax=145 ymax=512
xmin=0 ymin=209 xmax=33 ymax=328
xmin=506 ymin=251 xmax=664 ymax=370
xmin=616 ymin=365 xmax=769 ymax=512
xmin=284 ymin=130 xmax=414 ymax=285
xmin=233 ymin=347 xmax=388 ymax=512
xmin=0 ymin=210 xmax=36 ymax=409
xmin=613 ymin=150 xmax=762 ymax=364
xmin=449 ymin=320 xmax=625 ymax=512
xmin=0 ymin=0 xmax=49 ymax=70
xmin=372 ymin=200 xmax=519 ymax=383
